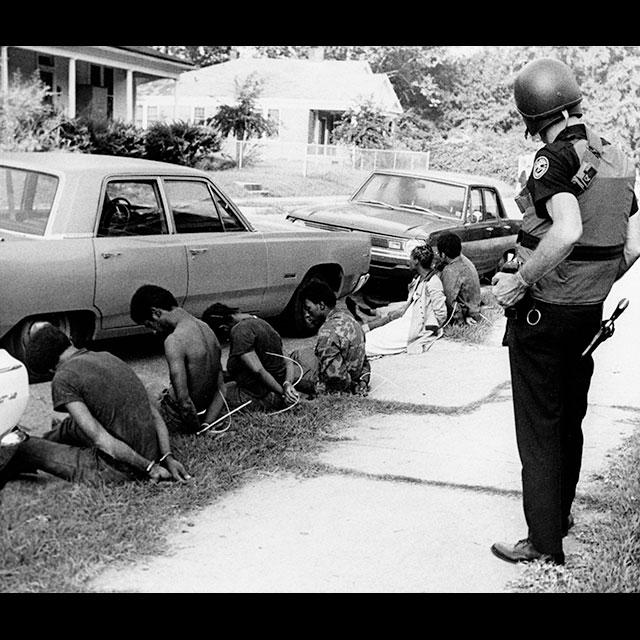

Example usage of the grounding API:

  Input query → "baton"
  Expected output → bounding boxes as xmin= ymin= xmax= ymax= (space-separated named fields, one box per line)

xmin=581 ymin=298 xmax=629 ymax=357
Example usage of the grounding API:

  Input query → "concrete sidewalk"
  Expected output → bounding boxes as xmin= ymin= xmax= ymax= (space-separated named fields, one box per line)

xmin=88 ymin=270 xmax=640 ymax=593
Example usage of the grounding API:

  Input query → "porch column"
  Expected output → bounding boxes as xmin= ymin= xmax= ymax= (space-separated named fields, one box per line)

xmin=173 ymin=78 xmax=178 ymax=120
xmin=67 ymin=57 xmax=76 ymax=118
xmin=1 ymin=46 xmax=9 ymax=101
xmin=125 ymin=69 xmax=134 ymax=123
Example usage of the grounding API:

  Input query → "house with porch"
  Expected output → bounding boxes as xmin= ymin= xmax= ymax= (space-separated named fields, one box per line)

xmin=136 ymin=52 xmax=403 ymax=150
xmin=0 ymin=46 xmax=194 ymax=123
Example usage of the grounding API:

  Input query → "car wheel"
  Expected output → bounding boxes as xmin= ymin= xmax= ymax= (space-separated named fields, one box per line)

xmin=6 ymin=314 xmax=90 ymax=383
xmin=281 ymin=275 xmax=333 ymax=338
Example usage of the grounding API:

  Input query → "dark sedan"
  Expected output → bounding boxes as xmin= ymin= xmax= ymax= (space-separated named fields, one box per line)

xmin=286 ymin=169 xmax=522 ymax=284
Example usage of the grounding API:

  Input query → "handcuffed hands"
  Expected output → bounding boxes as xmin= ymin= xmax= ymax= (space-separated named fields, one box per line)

xmin=282 ymin=381 xmax=300 ymax=405
xmin=164 ymin=456 xmax=192 ymax=482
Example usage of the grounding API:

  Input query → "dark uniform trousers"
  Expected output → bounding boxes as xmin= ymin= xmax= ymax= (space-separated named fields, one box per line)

xmin=506 ymin=296 xmax=602 ymax=556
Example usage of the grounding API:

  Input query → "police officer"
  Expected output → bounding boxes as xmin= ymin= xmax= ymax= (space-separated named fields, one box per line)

xmin=491 ymin=57 xmax=640 ymax=565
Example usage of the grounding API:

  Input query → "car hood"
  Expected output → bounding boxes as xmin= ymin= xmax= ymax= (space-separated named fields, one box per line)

xmin=288 ymin=202 xmax=456 ymax=238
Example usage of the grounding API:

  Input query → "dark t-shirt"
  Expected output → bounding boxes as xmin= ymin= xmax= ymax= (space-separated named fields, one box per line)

xmin=226 ymin=317 xmax=286 ymax=398
xmin=52 ymin=349 xmax=159 ymax=462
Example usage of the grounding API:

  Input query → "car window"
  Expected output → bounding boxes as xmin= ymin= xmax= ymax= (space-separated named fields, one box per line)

xmin=483 ymin=189 xmax=500 ymax=220
xmin=211 ymin=190 xmax=246 ymax=232
xmin=0 ymin=167 xmax=58 ymax=236
xmin=98 ymin=180 xmax=168 ymax=237
xmin=165 ymin=180 xmax=224 ymax=233
xmin=164 ymin=180 xmax=247 ymax=233
xmin=353 ymin=173 xmax=466 ymax=219
xmin=467 ymin=188 xmax=484 ymax=223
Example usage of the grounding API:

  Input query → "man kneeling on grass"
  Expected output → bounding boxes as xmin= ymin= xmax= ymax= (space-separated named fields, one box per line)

xmin=130 ymin=284 xmax=227 ymax=433
xmin=202 ymin=303 xmax=300 ymax=412
xmin=0 ymin=323 xmax=190 ymax=487
xmin=289 ymin=279 xmax=370 ymax=397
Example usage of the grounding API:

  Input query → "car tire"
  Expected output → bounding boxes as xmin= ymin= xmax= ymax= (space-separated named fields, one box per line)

xmin=7 ymin=314 xmax=91 ymax=383
xmin=281 ymin=274 xmax=334 ymax=338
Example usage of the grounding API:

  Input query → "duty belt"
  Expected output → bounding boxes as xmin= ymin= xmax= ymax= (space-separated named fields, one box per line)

xmin=517 ymin=230 xmax=624 ymax=261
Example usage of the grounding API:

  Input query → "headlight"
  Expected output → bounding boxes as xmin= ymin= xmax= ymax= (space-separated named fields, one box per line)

xmin=404 ymin=237 xmax=428 ymax=258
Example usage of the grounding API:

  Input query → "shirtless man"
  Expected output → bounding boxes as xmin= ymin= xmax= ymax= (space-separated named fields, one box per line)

xmin=130 ymin=285 xmax=226 ymax=433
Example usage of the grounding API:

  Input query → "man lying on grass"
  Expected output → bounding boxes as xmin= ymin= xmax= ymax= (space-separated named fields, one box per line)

xmin=0 ymin=323 xmax=191 ymax=487
xmin=130 ymin=284 xmax=227 ymax=433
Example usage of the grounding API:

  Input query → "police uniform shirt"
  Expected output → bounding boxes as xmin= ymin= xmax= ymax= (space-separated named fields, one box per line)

xmin=527 ymin=123 xmax=638 ymax=220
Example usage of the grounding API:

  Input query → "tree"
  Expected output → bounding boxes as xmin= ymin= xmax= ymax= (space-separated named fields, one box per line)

xmin=152 ymin=46 xmax=232 ymax=67
xmin=209 ymin=73 xmax=274 ymax=140
xmin=208 ymin=73 xmax=274 ymax=166
xmin=331 ymin=101 xmax=393 ymax=149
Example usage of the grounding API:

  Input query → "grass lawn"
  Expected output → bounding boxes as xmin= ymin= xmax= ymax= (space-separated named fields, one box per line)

xmin=205 ymin=158 xmax=369 ymax=200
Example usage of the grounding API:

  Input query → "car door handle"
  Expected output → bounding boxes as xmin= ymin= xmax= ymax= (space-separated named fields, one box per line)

xmin=502 ymin=224 xmax=512 ymax=230
xmin=101 ymin=251 xmax=122 ymax=259
xmin=485 ymin=227 xmax=494 ymax=232
xmin=189 ymin=248 xmax=208 ymax=256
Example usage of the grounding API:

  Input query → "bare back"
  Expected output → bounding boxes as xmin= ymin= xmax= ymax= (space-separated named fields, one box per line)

xmin=166 ymin=317 xmax=222 ymax=411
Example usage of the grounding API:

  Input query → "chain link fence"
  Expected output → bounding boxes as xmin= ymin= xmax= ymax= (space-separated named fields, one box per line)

xmin=221 ymin=137 xmax=431 ymax=176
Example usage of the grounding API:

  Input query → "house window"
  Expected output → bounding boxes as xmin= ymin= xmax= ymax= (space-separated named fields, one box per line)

xmin=90 ymin=64 xmax=102 ymax=86
xmin=147 ymin=105 xmax=158 ymax=125
xmin=194 ymin=106 xmax=205 ymax=125
xmin=135 ymin=105 xmax=144 ymax=128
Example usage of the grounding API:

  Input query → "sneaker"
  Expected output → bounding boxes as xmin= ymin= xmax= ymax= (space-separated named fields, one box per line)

xmin=491 ymin=538 xmax=564 ymax=565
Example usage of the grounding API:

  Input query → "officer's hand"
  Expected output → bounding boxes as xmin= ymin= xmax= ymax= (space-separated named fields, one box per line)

xmin=491 ymin=272 xmax=528 ymax=308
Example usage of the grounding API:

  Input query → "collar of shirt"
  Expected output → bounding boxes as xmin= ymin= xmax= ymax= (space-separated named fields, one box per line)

xmin=554 ymin=123 xmax=587 ymax=143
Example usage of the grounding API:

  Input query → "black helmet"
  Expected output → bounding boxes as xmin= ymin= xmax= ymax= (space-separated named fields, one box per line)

xmin=514 ymin=58 xmax=582 ymax=136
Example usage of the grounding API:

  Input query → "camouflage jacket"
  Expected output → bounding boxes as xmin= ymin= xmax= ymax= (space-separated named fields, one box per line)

xmin=315 ymin=308 xmax=371 ymax=396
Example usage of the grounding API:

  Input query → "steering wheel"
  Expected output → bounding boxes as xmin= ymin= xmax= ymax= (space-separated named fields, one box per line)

xmin=110 ymin=197 xmax=132 ymax=226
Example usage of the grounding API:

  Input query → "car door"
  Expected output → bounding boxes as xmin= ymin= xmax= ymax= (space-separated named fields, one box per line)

xmin=93 ymin=178 xmax=188 ymax=330
xmin=483 ymin=187 xmax=519 ymax=261
xmin=162 ymin=178 xmax=268 ymax=319
xmin=459 ymin=187 xmax=506 ymax=276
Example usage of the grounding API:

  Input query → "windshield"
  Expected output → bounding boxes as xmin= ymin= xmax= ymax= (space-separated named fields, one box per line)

xmin=353 ymin=174 xmax=466 ymax=220
xmin=0 ymin=167 xmax=58 ymax=235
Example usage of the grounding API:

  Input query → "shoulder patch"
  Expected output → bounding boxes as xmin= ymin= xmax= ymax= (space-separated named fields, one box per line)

xmin=532 ymin=155 xmax=549 ymax=179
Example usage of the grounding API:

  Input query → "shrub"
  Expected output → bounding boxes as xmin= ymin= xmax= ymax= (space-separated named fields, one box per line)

xmin=331 ymin=100 xmax=394 ymax=149
xmin=144 ymin=120 xmax=221 ymax=166
xmin=0 ymin=70 xmax=86 ymax=152
xmin=54 ymin=115 xmax=93 ymax=152
xmin=82 ymin=118 xmax=146 ymax=157
xmin=195 ymin=152 xmax=237 ymax=171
